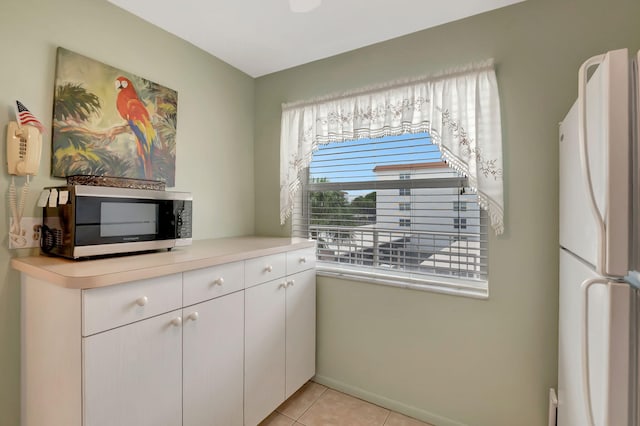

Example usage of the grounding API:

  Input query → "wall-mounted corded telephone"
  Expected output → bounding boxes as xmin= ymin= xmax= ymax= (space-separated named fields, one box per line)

xmin=7 ymin=121 xmax=42 ymax=176
xmin=7 ymin=121 xmax=43 ymax=248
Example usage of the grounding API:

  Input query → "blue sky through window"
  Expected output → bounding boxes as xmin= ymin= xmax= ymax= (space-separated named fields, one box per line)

xmin=309 ymin=132 xmax=442 ymax=183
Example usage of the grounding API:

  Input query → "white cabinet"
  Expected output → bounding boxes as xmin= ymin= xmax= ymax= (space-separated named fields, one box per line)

xmin=182 ymin=259 xmax=245 ymax=426
xmin=244 ymin=249 xmax=316 ymax=425
xmin=183 ymin=291 xmax=244 ymax=426
xmin=17 ymin=239 xmax=315 ymax=426
xmin=245 ymin=278 xmax=287 ymax=426
xmin=83 ymin=311 xmax=183 ymax=426
xmin=285 ymin=268 xmax=316 ymax=398
xmin=84 ymin=283 xmax=245 ymax=426
xmin=83 ymin=279 xmax=246 ymax=426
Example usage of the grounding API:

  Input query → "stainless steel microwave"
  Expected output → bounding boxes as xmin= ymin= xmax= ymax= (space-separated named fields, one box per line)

xmin=41 ymin=185 xmax=192 ymax=259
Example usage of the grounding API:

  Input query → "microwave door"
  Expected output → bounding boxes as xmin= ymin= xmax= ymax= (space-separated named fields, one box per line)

xmin=73 ymin=196 xmax=178 ymax=258
xmin=100 ymin=201 xmax=159 ymax=241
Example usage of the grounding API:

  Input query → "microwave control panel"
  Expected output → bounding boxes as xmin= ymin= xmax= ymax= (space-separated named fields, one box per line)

xmin=176 ymin=200 xmax=192 ymax=239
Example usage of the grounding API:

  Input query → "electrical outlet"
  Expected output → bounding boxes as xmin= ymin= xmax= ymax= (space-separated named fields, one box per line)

xmin=8 ymin=217 xmax=42 ymax=249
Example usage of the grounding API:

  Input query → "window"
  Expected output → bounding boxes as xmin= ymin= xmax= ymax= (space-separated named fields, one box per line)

xmin=454 ymin=218 xmax=467 ymax=229
xmin=281 ymin=63 xmax=503 ymax=298
xmin=292 ymin=133 xmax=488 ymax=295
xmin=453 ymin=201 xmax=467 ymax=211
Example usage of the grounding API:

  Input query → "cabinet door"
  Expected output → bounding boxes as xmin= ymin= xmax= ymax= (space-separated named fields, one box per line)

xmin=285 ymin=269 xmax=316 ymax=398
xmin=83 ymin=311 xmax=182 ymax=426
xmin=183 ymin=291 xmax=244 ymax=426
xmin=244 ymin=278 xmax=287 ymax=426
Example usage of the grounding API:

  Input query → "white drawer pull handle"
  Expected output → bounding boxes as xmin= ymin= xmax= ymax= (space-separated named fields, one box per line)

xmin=265 ymin=265 xmax=273 ymax=273
xmin=279 ymin=282 xmax=287 ymax=289
xmin=188 ymin=312 xmax=199 ymax=321
xmin=171 ymin=317 xmax=182 ymax=327
xmin=287 ymin=280 xmax=295 ymax=287
xmin=299 ymin=257 xmax=307 ymax=263
xmin=135 ymin=296 xmax=148 ymax=307
xmin=213 ymin=277 xmax=224 ymax=286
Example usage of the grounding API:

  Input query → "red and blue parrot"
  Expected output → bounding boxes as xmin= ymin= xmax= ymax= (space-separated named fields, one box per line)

xmin=115 ymin=76 xmax=156 ymax=180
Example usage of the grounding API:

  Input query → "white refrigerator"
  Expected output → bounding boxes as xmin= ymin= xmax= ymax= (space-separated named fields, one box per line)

xmin=557 ymin=48 xmax=640 ymax=426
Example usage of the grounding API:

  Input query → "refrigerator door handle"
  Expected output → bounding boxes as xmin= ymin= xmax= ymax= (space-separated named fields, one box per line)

xmin=578 ymin=54 xmax=606 ymax=274
xmin=580 ymin=277 xmax=609 ymax=426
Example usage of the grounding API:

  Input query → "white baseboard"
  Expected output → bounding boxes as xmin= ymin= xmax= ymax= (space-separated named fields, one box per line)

xmin=312 ymin=374 xmax=469 ymax=426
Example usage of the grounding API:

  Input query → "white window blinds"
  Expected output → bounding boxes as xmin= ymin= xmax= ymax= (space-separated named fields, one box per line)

xmin=292 ymin=133 xmax=488 ymax=286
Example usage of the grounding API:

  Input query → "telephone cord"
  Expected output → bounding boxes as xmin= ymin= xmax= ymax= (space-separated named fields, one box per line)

xmin=8 ymin=175 xmax=30 ymax=248
xmin=18 ymin=175 xmax=30 ymax=226
xmin=9 ymin=177 xmax=19 ymax=233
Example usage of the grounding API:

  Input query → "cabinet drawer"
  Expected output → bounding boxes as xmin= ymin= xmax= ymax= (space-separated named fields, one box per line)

xmin=183 ymin=261 xmax=244 ymax=306
xmin=286 ymin=247 xmax=316 ymax=275
xmin=244 ymin=253 xmax=286 ymax=288
xmin=82 ymin=274 xmax=182 ymax=336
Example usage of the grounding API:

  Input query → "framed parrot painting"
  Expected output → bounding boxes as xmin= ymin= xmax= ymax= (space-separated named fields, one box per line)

xmin=52 ymin=47 xmax=177 ymax=186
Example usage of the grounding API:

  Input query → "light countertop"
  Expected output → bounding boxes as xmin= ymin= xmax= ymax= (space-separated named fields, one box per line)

xmin=11 ymin=236 xmax=315 ymax=290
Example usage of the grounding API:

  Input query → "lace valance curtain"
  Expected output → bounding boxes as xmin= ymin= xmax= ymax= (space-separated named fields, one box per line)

xmin=280 ymin=60 xmax=505 ymax=234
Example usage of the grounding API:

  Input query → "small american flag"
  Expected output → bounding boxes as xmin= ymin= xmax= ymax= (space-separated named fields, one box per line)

xmin=16 ymin=100 xmax=45 ymax=133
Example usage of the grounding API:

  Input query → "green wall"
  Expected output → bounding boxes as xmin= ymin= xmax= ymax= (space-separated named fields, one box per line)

xmin=254 ymin=0 xmax=640 ymax=425
xmin=0 ymin=0 xmax=255 ymax=424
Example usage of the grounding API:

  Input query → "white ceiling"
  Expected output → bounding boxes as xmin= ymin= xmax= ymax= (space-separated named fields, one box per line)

xmin=107 ymin=0 xmax=525 ymax=77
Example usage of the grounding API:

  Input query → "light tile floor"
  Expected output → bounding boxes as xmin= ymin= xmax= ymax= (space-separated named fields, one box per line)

xmin=259 ymin=381 xmax=434 ymax=426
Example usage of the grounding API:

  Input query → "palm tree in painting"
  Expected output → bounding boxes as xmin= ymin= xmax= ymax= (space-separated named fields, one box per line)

xmin=143 ymin=81 xmax=178 ymax=182
xmin=52 ymin=83 xmax=133 ymax=177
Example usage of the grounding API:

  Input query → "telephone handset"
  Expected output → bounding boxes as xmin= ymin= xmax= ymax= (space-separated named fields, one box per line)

xmin=7 ymin=121 xmax=42 ymax=176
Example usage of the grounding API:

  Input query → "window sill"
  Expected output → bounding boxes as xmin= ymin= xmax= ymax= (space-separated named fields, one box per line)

xmin=316 ymin=262 xmax=488 ymax=300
